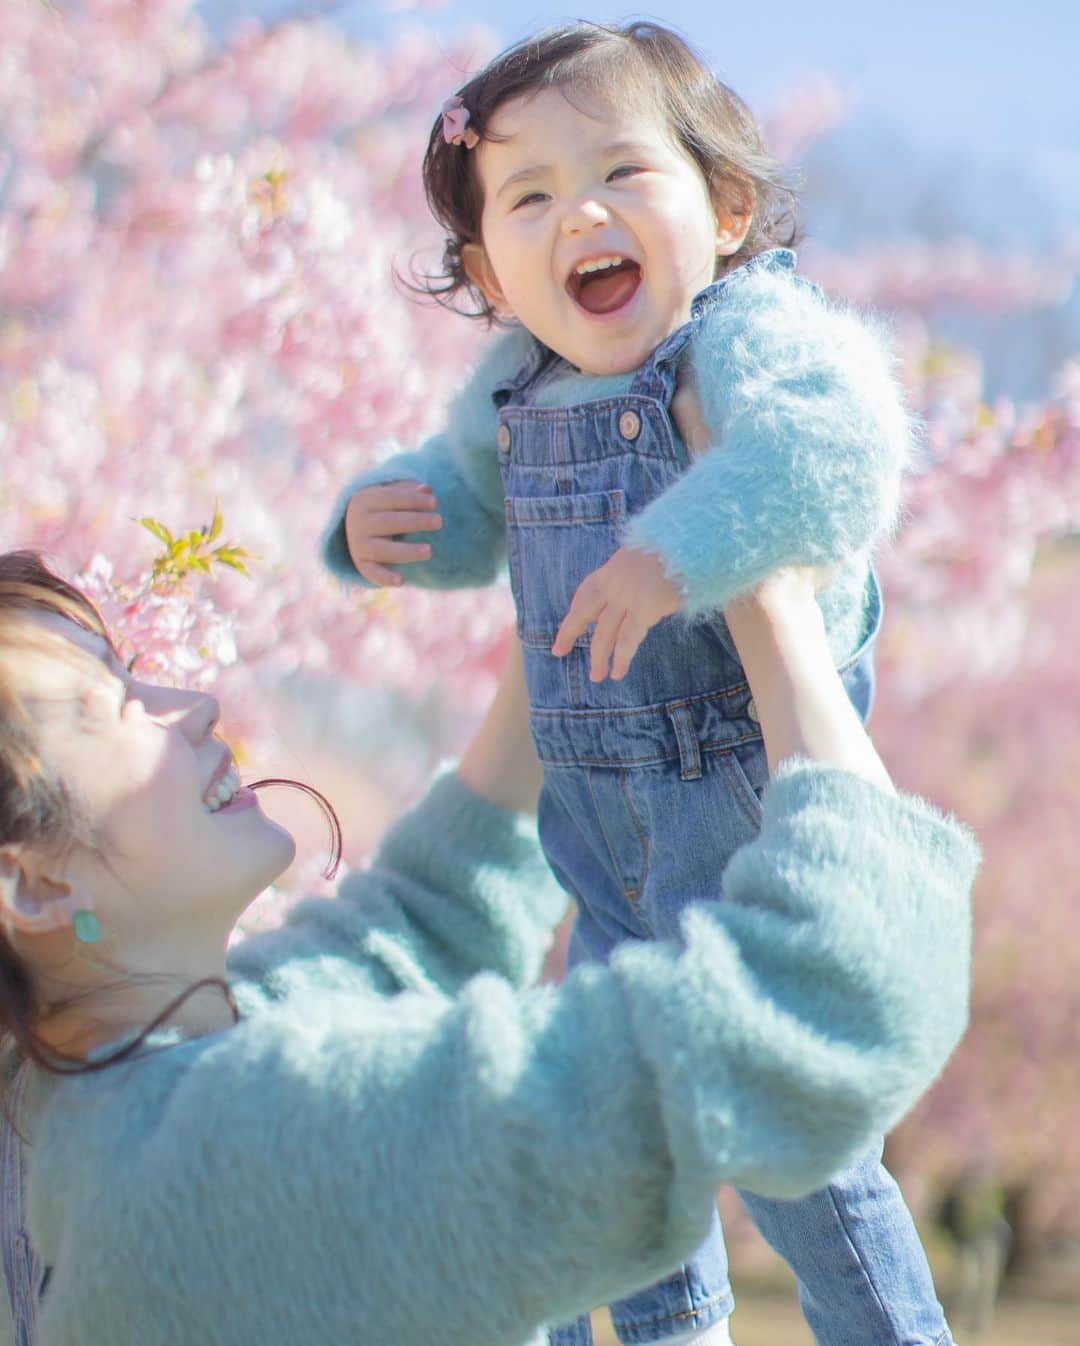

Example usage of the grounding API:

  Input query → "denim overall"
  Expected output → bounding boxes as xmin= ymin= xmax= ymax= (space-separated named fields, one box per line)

xmin=495 ymin=260 xmax=952 ymax=1346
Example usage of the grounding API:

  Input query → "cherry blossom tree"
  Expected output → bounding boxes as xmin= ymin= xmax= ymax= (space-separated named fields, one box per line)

xmin=3 ymin=0 xmax=1079 ymax=1244
xmin=1 ymin=0 xmax=509 ymax=762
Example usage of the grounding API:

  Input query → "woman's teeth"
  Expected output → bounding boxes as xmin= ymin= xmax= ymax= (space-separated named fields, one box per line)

xmin=204 ymin=765 xmax=242 ymax=813
xmin=575 ymin=255 xmax=623 ymax=275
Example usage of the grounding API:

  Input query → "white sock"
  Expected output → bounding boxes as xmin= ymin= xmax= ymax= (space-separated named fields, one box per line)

xmin=645 ymin=1317 xmax=733 ymax=1346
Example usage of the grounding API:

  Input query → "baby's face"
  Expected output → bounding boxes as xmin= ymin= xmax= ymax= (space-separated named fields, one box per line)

xmin=465 ymin=88 xmax=734 ymax=376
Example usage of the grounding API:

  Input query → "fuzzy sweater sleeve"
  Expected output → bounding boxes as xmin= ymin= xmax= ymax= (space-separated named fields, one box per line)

xmin=227 ymin=771 xmax=567 ymax=1006
xmin=31 ymin=766 xmax=975 ymax=1346
xmin=321 ymin=327 xmax=534 ymax=589
xmin=623 ymin=266 xmax=916 ymax=614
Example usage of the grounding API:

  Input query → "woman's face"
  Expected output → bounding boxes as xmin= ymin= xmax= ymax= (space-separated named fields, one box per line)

xmin=15 ymin=614 xmax=295 ymax=943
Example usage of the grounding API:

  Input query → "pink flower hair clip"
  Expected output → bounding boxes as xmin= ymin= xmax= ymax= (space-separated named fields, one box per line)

xmin=442 ymin=96 xmax=479 ymax=150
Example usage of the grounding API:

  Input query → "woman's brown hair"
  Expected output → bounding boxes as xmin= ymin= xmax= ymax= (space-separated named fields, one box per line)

xmin=414 ymin=20 xmax=799 ymax=324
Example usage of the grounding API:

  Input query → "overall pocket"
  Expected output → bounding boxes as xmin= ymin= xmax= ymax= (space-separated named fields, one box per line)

xmin=504 ymin=489 xmax=626 ymax=645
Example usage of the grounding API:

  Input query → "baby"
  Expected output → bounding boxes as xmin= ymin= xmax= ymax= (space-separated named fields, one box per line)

xmin=324 ymin=21 xmax=953 ymax=1346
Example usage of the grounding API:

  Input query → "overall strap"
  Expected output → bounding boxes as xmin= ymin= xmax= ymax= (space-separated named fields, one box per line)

xmin=1 ymin=1065 xmax=44 ymax=1346
xmin=629 ymin=247 xmax=805 ymax=405
xmin=628 ymin=320 xmax=695 ymax=404
xmin=490 ymin=335 xmax=561 ymax=409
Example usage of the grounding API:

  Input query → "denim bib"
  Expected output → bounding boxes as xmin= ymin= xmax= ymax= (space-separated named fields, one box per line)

xmin=494 ymin=254 xmax=879 ymax=791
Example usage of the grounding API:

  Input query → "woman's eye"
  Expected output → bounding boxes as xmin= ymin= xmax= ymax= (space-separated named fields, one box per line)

xmin=608 ymin=165 xmax=643 ymax=181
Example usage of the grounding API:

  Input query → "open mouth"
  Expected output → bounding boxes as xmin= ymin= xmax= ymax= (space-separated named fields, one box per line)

xmin=203 ymin=762 xmax=255 ymax=815
xmin=566 ymin=256 xmax=642 ymax=316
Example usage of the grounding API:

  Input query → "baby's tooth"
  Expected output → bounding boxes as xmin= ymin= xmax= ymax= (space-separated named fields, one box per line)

xmin=576 ymin=255 xmax=626 ymax=276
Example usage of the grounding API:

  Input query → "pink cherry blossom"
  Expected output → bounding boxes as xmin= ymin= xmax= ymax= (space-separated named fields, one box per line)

xmin=3 ymin=0 xmax=1080 ymax=1247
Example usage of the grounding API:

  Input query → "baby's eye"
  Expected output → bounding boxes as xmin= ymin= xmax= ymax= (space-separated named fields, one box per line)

xmin=511 ymin=192 xmax=548 ymax=210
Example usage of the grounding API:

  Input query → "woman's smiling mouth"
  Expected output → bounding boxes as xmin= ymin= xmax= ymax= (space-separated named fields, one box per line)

xmin=202 ymin=762 xmax=256 ymax=814
xmin=566 ymin=255 xmax=643 ymax=315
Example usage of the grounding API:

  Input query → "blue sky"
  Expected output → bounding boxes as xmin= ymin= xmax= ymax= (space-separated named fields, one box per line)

xmin=201 ymin=2 xmax=1079 ymax=157
xmin=368 ymin=0 xmax=1080 ymax=158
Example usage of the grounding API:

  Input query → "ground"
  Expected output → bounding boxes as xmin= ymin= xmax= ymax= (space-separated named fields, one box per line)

xmin=590 ymin=1292 xmax=1075 ymax=1345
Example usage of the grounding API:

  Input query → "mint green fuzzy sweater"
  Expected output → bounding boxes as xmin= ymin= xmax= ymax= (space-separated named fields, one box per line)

xmin=6 ymin=764 xmax=974 ymax=1346
xmin=322 ymin=254 xmax=913 ymax=665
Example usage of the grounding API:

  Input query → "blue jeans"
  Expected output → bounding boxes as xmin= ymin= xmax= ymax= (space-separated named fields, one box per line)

xmin=494 ymin=260 xmax=950 ymax=1346
xmin=540 ymin=684 xmax=949 ymax=1345
xmin=739 ymin=1141 xmax=953 ymax=1346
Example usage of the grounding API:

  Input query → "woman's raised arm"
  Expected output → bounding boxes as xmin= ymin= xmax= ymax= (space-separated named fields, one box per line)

xmin=724 ymin=567 xmax=895 ymax=790
xmin=228 ymin=638 xmax=561 ymax=1006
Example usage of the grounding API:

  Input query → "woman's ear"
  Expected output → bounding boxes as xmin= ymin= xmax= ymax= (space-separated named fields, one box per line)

xmin=461 ymin=243 xmax=514 ymax=317
xmin=0 ymin=845 xmax=80 ymax=940
xmin=713 ymin=183 xmax=756 ymax=258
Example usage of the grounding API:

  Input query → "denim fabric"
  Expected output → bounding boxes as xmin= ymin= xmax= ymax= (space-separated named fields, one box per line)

xmin=496 ymin=255 xmax=949 ymax=1346
xmin=739 ymin=1141 xmax=954 ymax=1346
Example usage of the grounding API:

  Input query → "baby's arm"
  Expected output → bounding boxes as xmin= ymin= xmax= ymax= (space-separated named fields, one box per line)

xmin=339 ymin=480 xmax=444 ymax=588
xmin=624 ymin=267 xmax=915 ymax=614
xmin=321 ymin=326 xmax=535 ymax=590
xmin=553 ymin=269 xmax=913 ymax=679
xmin=322 ymin=433 xmax=503 ymax=590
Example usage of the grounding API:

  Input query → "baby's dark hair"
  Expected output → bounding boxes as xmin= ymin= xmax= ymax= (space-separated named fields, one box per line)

xmin=418 ymin=20 xmax=799 ymax=325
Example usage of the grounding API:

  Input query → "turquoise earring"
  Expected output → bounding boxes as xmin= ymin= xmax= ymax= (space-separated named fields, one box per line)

xmin=73 ymin=909 xmax=101 ymax=945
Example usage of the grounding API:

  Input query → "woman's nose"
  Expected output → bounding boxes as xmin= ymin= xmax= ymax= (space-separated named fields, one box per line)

xmin=180 ymin=690 xmax=221 ymax=744
xmin=193 ymin=692 xmax=220 ymax=742
xmin=143 ymin=684 xmax=220 ymax=742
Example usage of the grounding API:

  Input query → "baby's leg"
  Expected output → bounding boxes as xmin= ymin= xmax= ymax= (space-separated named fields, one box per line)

xmin=551 ymin=747 xmax=763 ymax=1346
xmin=605 ymin=1219 xmax=735 ymax=1345
xmin=738 ymin=1140 xmax=954 ymax=1346
xmin=548 ymin=1209 xmax=734 ymax=1346
xmin=542 ymin=763 xmax=740 ymax=1346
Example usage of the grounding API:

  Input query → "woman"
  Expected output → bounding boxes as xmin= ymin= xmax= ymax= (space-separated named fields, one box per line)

xmin=0 ymin=550 xmax=974 ymax=1346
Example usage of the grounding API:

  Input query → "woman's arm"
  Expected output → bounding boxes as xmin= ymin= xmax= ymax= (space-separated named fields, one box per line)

xmin=64 ymin=783 xmax=973 ymax=1346
xmin=725 ymin=568 xmax=894 ymax=791
xmin=457 ymin=636 xmax=544 ymax=813
xmin=227 ymin=638 xmax=561 ymax=1005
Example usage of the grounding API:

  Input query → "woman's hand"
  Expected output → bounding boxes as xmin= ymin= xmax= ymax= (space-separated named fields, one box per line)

xmin=457 ymin=635 xmax=544 ymax=813
xmin=725 ymin=568 xmax=894 ymax=793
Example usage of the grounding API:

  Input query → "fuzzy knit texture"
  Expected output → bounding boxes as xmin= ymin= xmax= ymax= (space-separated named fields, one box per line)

xmin=322 ymin=257 xmax=915 ymax=635
xmin=4 ymin=765 xmax=975 ymax=1346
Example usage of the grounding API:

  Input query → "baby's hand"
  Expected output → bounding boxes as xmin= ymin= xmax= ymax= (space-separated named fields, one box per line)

xmin=344 ymin=482 xmax=442 ymax=587
xmin=551 ymin=546 xmax=682 ymax=682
